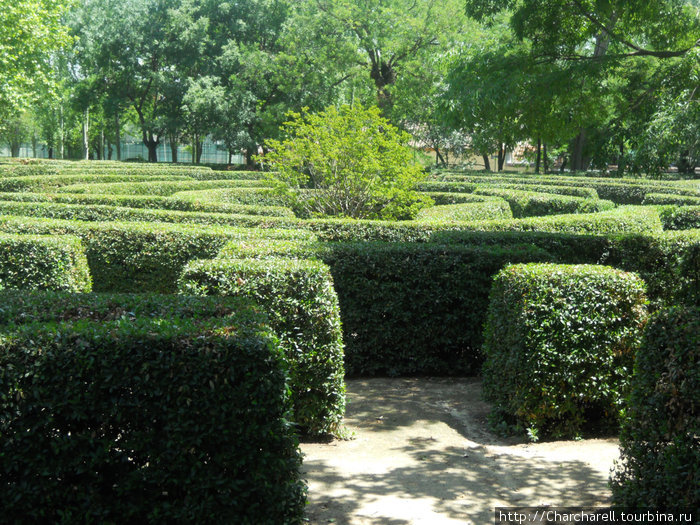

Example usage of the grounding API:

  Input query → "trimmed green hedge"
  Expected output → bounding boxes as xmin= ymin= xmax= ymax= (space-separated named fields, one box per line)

xmin=0 ymin=233 xmax=91 ymax=292
xmin=430 ymin=228 xmax=700 ymax=308
xmin=57 ymin=179 xmax=272 ymax=196
xmin=0 ymin=299 xmax=306 ymax=523
xmin=416 ymin=200 xmax=513 ymax=222
xmin=482 ymin=263 xmax=648 ymax=439
xmin=421 ymin=192 xmax=495 ymax=205
xmin=657 ymin=205 xmax=700 ymax=230
xmin=0 ymin=174 xmax=193 ymax=192
xmin=427 ymin=179 xmax=600 ymax=199
xmin=489 ymin=182 xmax=599 ymax=199
xmin=299 ymin=206 xmax=662 ymax=242
xmin=0 ymin=200 xmax=300 ymax=229
xmin=0 ymin=191 xmax=295 ymax=217
xmin=472 ymin=187 xmax=614 ymax=218
xmin=0 ymin=215 xmax=314 ymax=293
xmin=178 ymin=257 xmax=345 ymax=436
xmin=643 ymin=192 xmax=700 ymax=206
xmin=0 ymin=160 xmax=214 ymax=178
xmin=317 ymin=242 xmax=552 ymax=376
xmin=610 ymin=306 xmax=699 ymax=508
xmin=173 ymin=187 xmax=288 ymax=206
xmin=0 ymin=289 xmax=260 ymax=324
xmin=216 ymin=238 xmax=318 ymax=260
xmin=438 ymin=173 xmax=700 ymax=204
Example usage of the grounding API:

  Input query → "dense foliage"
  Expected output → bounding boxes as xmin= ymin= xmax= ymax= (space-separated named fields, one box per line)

xmin=611 ymin=306 xmax=699 ymax=508
xmin=0 ymin=293 xmax=306 ymax=523
xmin=482 ymin=263 xmax=648 ymax=440
xmin=263 ymin=105 xmax=431 ymax=220
xmin=178 ymin=257 xmax=345 ymax=436
xmin=0 ymin=233 xmax=91 ymax=292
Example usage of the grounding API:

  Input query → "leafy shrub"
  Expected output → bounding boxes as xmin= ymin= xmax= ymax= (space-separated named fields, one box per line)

xmin=0 ymin=215 xmax=313 ymax=293
xmin=317 ymin=242 xmax=552 ymax=376
xmin=0 ymin=233 xmax=91 ymax=292
xmin=610 ymin=306 xmax=699 ymax=508
xmin=416 ymin=200 xmax=513 ymax=222
xmin=482 ymin=263 xmax=648 ymax=439
xmin=0 ymin=302 xmax=306 ymax=523
xmin=262 ymin=105 xmax=431 ymax=220
xmin=178 ymin=257 xmax=345 ymax=436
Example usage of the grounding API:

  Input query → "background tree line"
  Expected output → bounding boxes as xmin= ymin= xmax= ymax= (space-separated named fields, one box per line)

xmin=1 ymin=0 xmax=698 ymax=175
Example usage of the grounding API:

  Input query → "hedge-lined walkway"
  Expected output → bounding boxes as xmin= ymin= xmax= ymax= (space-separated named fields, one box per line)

xmin=302 ymin=378 xmax=619 ymax=525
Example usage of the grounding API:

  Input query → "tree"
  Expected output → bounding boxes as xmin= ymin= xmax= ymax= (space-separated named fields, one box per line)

xmin=441 ymin=29 xmax=528 ymax=171
xmin=290 ymin=0 xmax=469 ymax=115
xmin=0 ymin=0 xmax=72 ymax=126
xmin=71 ymin=0 xmax=205 ymax=162
xmin=262 ymin=105 xmax=431 ymax=220
xmin=464 ymin=0 xmax=700 ymax=171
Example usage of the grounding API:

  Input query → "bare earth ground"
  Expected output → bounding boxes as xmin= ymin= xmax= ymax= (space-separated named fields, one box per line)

xmin=301 ymin=378 xmax=620 ymax=525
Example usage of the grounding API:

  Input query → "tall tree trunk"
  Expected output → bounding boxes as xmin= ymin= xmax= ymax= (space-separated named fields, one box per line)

xmin=571 ymin=15 xmax=617 ymax=171
xmin=571 ymin=130 xmax=586 ymax=171
xmin=48 ymin=147 xmax=54 ymax=159
xmin=82 ymin=107 xmax=90 ymax=161
xmin=31 ymin=133 xmax=37 ymax=158
xmin=146 ymin=139 xmax=159 ymax=162
xmin=10 ymin=142 xmax=20 ymax=157
xmin=435 ymin=147 xmax=446 ymax=167
xmin=196 ymin=137 xmax=203 ymax=164
xmin=107 ymin=143 xmax=113 ymax=160
xmin=228 ymin=150 xmax=232 ymax=164
xmin=482 ymin=154 xmax=491 ymax=172
xmin=115 ymin=113 xmax=121 ymax=161
xmin=559 ymin=156 xmax=568 ymax=173
xmin=100 ymin=130 xmax=105 ymax=160
xmin=245 ymin=147 xmax=254 ymax=168
xmin=497 ymin=144 xmax=505 ymax=171
xmin=59 ymin=105 xmax=64 ymax=159
xmin=535 ymin=136 xmax=542 ymax=174
xmin=543 ymin=143 xmax=549 ymax=174
xmin=169 ymin=135 xmax=178 ymax=163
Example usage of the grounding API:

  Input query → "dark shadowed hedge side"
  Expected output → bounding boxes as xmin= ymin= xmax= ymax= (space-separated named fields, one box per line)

xmin=319 ymin=242 xmax=552 ymax=376
xmin=611 ymin=306 xmax=699 ymax=509
xmin=0 ymin=305 xmax=306 ymax=524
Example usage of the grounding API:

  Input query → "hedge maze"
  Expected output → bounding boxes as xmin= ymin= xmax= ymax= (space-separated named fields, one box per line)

xmin=0 ymin=158 xmax=697 ymax=520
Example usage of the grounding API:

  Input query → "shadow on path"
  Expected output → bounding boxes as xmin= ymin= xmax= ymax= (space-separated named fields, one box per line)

xmin=301 ymin=378 xmax=618 ymax=525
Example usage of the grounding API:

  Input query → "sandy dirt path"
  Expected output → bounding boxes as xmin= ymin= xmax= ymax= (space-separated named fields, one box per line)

xmin=301 ymin=378 xmax=620 ymax=525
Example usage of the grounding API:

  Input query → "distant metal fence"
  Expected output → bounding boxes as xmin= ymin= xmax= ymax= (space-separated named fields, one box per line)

xmin=0 ymin=139 xmax=244 ymax=165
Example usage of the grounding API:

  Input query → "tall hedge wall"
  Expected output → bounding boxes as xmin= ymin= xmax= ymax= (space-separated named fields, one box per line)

xmin=482 ymin=263 xmax=648 ymax=439
xmin=178 ymin=257 xmax=345 ymax=436
xmin=611 ymin=306 xmax=699 ymax=508
xmin=317 ymin=242 xmax=552 ymax=376
xmin=0 ymin=297 xmax=306 ymax=523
